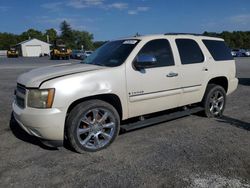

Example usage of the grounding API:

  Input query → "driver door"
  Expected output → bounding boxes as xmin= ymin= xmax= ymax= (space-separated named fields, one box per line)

xmin=126 ymin=39 xmax=182 ymax=118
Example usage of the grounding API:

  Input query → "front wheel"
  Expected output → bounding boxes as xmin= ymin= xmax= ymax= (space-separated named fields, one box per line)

xmin=66 ymin=100 xmax=120 ymax=153
xmin=202 ymin=84 xmax=226 ymax=118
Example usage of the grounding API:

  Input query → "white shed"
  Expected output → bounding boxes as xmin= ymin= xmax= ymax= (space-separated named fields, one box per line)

xmin=17 ymin=38 xmax=51 ymax=57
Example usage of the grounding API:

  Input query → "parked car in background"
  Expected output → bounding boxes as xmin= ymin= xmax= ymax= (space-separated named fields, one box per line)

xmin=70 ymin=50 xmax=85 ymax=59
xmin=83 ymin=51 xmax=93 ymax=59
xmin=241 ymin=49 xmax=250 ymax=57
xmin=231 ymin=49 xmax=250 ymax=57
xmin=231 ymin=49 xmax=239 ymax=57
xmin=7 ymin=47 xmax=18 ymax=58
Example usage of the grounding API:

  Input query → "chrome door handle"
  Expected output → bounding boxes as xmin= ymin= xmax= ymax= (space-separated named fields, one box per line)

xmin=167 ymin=72 xmax=178 ymax=77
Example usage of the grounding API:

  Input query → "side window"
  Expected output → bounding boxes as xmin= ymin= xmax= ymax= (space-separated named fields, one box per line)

xmin=176 ymin=39 xmax=204 ymax=64
xmin=137 ymin=39 xmax=175 ymax=67
xmin=202 ymin=40 xmax=233 ymax=61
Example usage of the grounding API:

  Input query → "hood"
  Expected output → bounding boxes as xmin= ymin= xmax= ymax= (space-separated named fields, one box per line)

xmin=17 ymin=63 xmax=105 ymax=88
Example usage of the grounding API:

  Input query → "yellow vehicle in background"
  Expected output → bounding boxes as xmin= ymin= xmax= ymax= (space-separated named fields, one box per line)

xmin=50 ymin=39 xmax=72 ymax=60
xmin=7 ymin=47 xmax=18 ymax=58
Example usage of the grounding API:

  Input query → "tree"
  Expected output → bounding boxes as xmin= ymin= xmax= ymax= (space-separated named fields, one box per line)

xmin=0 ymin=32 xmax=19 ymax=50
xmin=19 ymin=29 xmax=45 ymax=41
xmin=45 ymin=28 xmax=57 ymax=43
xmin=93 ymin=41 xmax=107 ymax=49
xmin=72 ymin=30 xmax=94 ymax=50
xmin=203 ymin=31 xmax=250 ymax=49
xmin=60 ymin=20 xmax=74 ymax=47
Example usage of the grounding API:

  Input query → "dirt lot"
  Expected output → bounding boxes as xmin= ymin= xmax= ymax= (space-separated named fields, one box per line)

xmin=0 ymin=57 xmax=249 ymax=187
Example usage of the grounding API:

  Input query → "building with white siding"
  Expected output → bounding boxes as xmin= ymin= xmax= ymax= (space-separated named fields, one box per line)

xmin=16 ymin=38 xmax=51 ymax=57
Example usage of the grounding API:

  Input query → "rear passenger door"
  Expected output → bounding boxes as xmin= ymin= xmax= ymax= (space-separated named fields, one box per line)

xmin=175 ymin=38 xmax=209 ymax=106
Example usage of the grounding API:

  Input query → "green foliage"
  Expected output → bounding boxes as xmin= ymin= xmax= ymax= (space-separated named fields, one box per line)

xmin=0 ymin=32 xmax=19 ymax=50
xmin=93 ymin=41 xmax=107 ymax=49
xmin=60 ymin=21 xmax=74 ymax=47
xmin=0 ymin=20 xmax=98 ymax=50
xmin=59 ymin=20 xmax=95 ymax=50
xmin=45 ymin=28 xmax=57 ymax=43
xmin=19 ymin=29 xmax=45 ymax=41
xmin=72 ymin=30 xmax=94 ymax=50
xmin=203 ymin=31 xmax=250 ymax=49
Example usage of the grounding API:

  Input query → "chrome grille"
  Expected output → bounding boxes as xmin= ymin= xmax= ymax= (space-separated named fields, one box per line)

xmin=16 ymin=84 xmax=26 ymax=108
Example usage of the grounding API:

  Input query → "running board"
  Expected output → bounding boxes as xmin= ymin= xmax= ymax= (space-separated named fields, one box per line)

xmin=121 ymin=107 xmax=204 ymax=132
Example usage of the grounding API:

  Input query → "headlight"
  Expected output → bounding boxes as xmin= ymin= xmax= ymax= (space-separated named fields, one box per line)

xmin=28 ymin=89 xmax=55 ymax=108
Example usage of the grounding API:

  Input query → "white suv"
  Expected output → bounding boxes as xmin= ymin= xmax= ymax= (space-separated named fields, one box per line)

xmin=13 ymin=34 xmax=238 ymax=152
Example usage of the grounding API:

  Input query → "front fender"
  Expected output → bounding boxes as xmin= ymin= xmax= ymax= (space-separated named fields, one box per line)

xmin=40 ymin=67 xmax=129 ymax=120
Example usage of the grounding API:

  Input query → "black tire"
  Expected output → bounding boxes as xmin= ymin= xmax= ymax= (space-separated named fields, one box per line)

xmin=66 ymin=100 xmax=120 ymax=153
xmin=202 ymin=84 xmax=226 ymax=118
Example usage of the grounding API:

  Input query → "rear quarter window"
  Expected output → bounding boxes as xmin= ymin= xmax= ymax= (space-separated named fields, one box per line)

xmin=202 ymin=40 xmax=233 ymax=61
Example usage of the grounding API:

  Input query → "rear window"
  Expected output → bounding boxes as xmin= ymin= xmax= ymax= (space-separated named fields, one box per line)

xmin=176 ymin=39 xmax=204 ymax=64
xmin=203 ymin=40 xmax=233 ymax=61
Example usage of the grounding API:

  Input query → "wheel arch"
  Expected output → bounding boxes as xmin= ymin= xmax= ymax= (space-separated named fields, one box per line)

xmin=66 ymin=93 xmax=123 ymax=121
xmin=207 ymin=76 xmax=228 ymax=93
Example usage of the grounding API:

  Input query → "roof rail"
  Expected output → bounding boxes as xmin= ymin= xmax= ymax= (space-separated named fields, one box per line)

xmin=164 ymin=33 xmax=204 ymax=36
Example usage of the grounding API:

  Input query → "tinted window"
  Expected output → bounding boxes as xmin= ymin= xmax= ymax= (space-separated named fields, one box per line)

xmin=137 ymin=39 xmax=174 ymax=67
xmin=176 ymin=39 xmax=204 ymax=64
xmin=203 ymin=40 xmax=233 ymax=61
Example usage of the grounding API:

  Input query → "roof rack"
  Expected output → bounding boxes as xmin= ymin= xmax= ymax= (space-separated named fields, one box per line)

xmin=164 ymin=33 xmax=204 ymax=36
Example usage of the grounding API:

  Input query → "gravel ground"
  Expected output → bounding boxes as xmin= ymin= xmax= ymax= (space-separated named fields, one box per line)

xmin=0 ymin=57 xmax=249 ymax=188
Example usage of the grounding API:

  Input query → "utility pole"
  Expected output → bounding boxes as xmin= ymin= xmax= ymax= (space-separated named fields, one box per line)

xmin=47 ymin=35 xmax=50 ymax=43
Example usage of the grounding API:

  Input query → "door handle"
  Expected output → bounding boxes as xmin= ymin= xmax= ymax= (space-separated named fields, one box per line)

xmin=167 ymin=72 xmax=178 ymax=77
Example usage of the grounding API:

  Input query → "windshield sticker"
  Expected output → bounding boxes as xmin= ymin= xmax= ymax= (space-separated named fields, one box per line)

xmin=123 ymin=40 xmax=138 ymax=44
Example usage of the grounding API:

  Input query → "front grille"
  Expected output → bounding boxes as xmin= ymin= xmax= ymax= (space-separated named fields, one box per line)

xmin=16 ymin=84 xmax=26 ymax=108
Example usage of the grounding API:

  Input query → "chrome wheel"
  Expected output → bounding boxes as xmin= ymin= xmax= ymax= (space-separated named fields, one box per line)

xmin=76 ymin=108 xmax=116 ymax=150
xmin=209 ymin=90 xmax=225 ymax=116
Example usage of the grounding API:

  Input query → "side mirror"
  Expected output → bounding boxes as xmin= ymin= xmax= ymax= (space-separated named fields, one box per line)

xmin=134 ymin=55 xmax=157 ymax=70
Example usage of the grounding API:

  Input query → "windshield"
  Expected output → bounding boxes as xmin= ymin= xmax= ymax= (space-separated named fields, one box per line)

xmin=83 ymin=39 xmax=139 ymax=67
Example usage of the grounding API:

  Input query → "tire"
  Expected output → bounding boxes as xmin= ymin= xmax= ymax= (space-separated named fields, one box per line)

xmin=66 ymin=100 xmax=120 ymax=153
xmin=202 ymin=84 xmax=226 ymax=118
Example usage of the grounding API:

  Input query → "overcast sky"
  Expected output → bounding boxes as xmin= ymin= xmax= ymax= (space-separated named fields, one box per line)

xmin=0 ymin=0 xmax=250 ymax=41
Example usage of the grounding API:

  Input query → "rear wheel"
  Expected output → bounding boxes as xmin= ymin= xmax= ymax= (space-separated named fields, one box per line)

xmin=202 ymin=84 xmax=226 ymax=118
xmin=66 ymin=100 xmax=120 ymax=153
